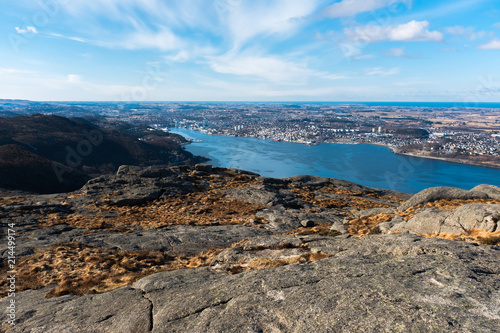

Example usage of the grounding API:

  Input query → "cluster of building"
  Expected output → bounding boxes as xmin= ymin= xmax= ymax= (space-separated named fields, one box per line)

xmin=4 ymin=100 xmax=498 ymax=165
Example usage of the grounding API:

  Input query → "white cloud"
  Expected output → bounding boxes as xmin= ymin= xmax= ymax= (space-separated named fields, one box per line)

xmin=365 ymin=67 xmax=400 ymax=76
xmin=478 ymin=38 xmax=500 ymax=50
xmin=322 ymin=0 xmax=411 ymax=18
xmin=445 ymin=26 xmax=487 ymax=40
xmin=385 ymin=47 xmax=408 ymax=57
xmin=226 ymin=0 xmax=321 ymax=49
xmin=164 ymin=51 xmax=191 ymax=63
xmin=208 ymin=51 xmax=345 ymax=84
xmin=120 ymin=29 xmax=180 ymax=51
xmin=355 ymin=54 xmax=377 ymax=60
xmin=322 ymin=74 xmax=348 ymax=80
xmin=0 ymin=68 xmax=35 ymax=75
xmin=47 ymin=33 xmax=87 ymax=43
xmin=493 ymin=22 xmax=500 ymax=29
xmin=389 ymin=21 xmax=443 ymax=41
xmin=345 ymin=20 xmax=443 ymax=43
xmin=53 ymin=0 xmax=322 ymax=52
xmin=67 ymin=74 xmax=82 ymax=83
xmin=208 ymin=53 xmax=316 ymax=84
xmin=15 ymin=26 xmax=37 ymax=34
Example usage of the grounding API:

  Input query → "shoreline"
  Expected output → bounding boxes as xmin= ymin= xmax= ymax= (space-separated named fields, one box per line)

xmin=361 ymin=141 xmax=500 ymax=170
xmin=394 ymin=151 xmax=500 ymax=170
xmin=173 ymin=127 xmax=500 ymax=171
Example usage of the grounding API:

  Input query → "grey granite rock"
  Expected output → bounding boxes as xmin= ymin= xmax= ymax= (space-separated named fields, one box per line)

xmin=353 ymin=207 xmax=396 ymax=219
xmin=330 ymin=220 xmax=348 ymax=234
xmin=471 ymin=184 xmax=500 ymax=200
xmin=301 ymin=219 xmax=315 ymax=227
xmin=391 ymin=204 xmax=500 ymax=235
xmin=441 ymin=204 xmax=500 ymax=234
xmin=0 ymin=225 xmax=272 ymax=261
xmin=2 ymin=286 xmax=151 ymax=333
xmin=5 ymin=235 xmax=498 ymax=332
xmin=194 ymin=164 xmax=212 ymax=172
xmin=391 ymin=208 xmax=450 ymax=235
xmin=223 ymin=184 xmax=306 ymax=208
xmin=399 ymin=186 xmax=490 ymax=212
xmin=256 ymin=209 xmax=343 ymax=232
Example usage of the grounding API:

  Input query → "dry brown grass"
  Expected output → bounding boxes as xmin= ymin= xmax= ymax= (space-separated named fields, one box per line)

xmin=346 ymin=213 xmax=395 ymax=236
xmin=244 ymin=252 xmax=331 ymax=271
xmin=398 ymin=199 xmax=500 ymax=221
xmin=425 ymin=198 xmax=500 ymax=210
xmin=318 ymin=186 xmax=364 ymax=196
xmin=0 ymin=243 xmax=224 ymax=298
xmin=378 ymin=195 xmax=406 ymax=203
xmin=37 ymin=191 xmax=267 ymax=230
xmin=0 ymin=196 xmax=27 ymax=205
xmin=189 ymin=172 xmax=260 ymax=190
xmin=0 ymin=324 xmax=13 ymax=333
xmin=284 ymin=224 xmax=341 ymax=237
xmin=422 ymin=229 xmax=500 ymax=246
xmin=290 ymin=187 xmax=392 ymax=210
xmin=66 ymin=193 xmax=87 ymax=199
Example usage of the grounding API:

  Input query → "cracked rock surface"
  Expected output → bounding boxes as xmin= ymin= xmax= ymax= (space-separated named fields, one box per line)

xmin=3 ymin=234 xmax=499 ymax=332
xmin=1 ymin=165 xmax=499 ymax=332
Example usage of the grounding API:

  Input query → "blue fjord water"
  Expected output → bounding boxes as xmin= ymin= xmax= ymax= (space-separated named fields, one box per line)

xmin=171 ymin=128 xmax=500 ymax=194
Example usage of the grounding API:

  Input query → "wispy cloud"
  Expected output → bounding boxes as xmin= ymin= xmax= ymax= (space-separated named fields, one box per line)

xmin=345 ymin=20 xmax=443 ymax=43
xmin=478 ymin=38 xmax=500 ymax=50
xmin=120 ymin=28 xmax=181 ymax=51
xmin=225 ymin=0 xmax=321 ymax=49
xmin=322 ymin=74 xmax=349 ymax=80
xmin=208 ymin=52 xmax=316 ymax=84
xmin=365 ymin=67 xmax=400 ymax=76
xmin=67 ymin=74 xmax=81 ymax=84
xmin=322 ymin=0 xmax=411 ymax=18
xmin=46 ymin=33 xmax=87 ymax=43
xmin=445 ymin=26 xmax=487 ymax=40
xmin=0 ymin=68 xmax=36 ymax=75
xmin=384 ymin=47 xmax=408 ymax=57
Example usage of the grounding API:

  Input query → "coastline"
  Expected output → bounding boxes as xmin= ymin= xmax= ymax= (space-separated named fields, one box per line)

xmin=394 ymin=151 xmax=500 ymax=170
xmin=174 ymin=127 xmax=500 ymax=171
xmin=327 ymin=140 xmax=500 ymax=170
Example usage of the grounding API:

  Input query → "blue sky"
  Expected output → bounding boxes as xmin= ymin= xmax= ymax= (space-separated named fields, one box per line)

xmin=1 ymin=0 xmax=500 ymax=102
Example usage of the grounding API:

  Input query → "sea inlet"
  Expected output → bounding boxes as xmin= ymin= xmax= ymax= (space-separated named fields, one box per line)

xmin=171 ymin=128 xmax=500 ymax=194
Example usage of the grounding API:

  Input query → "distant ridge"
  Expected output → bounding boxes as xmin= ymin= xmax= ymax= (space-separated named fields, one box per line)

xmin=0 ymin=114 xmax=206 ymax=193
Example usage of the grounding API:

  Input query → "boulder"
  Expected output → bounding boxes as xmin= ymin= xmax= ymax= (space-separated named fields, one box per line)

xmin=223 ymin=185 xmax=305 ymax=208
xmin=390 ymin=208 xmax=449 ymax=235
xmin=353 ymin=207 xmax=396 ymax=219
xmin=391 ymin=204 xmax=500 ymax=235
xmin=399 ymin=186 xmax=490 ymax=211
xmin=441 ymin=204 xmax=500 ymax=234
xmin=301 ymin=219 xmax=315 ymax=227
xmin=194 ymin=164 xmax=212 ymax=172
xmin=6 ymin=235 xmax=499 ymax=333
xmin=471 ymin=184 xmax=500 ymax=200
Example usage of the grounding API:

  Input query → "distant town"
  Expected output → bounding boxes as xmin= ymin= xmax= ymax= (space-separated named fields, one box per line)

xmin=1 ymin=100 xmax=499 ymax=169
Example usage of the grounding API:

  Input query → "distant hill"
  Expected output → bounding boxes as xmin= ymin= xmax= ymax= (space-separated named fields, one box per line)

xmin=0 ymin=114 xmax=206 ymax=193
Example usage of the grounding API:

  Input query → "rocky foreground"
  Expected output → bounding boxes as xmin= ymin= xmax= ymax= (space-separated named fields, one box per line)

xmin=0 ymin=165 xmax=499 ymax=332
